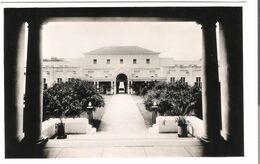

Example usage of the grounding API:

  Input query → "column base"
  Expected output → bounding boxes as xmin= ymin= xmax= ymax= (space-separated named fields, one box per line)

xmin=199 ymin=135 xmax=226 ymax=156
xmin=199 ymin=134 xmax=224 ymax=144
xmin=21 ymin=135 xmax=48 ymax=147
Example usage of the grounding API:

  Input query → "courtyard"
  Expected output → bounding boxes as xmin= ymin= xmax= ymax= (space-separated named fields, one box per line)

xmin=20 ymin=94 xmax=205 ymax=158
xmin=4 ymin=7 xmax=244 ymax=159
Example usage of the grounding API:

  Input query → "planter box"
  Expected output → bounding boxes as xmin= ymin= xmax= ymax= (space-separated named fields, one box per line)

xmin=186 ymin=116 xmax=204 ymax=138
xmin=64 ymin=118 xmax=90 ymax=134
xmin=149 ymin=116 xmax=204 ymax=138
xmin=42 ymin=118 xmax=60 ymax=138
xmin=41 ymin=118 xmax=96 ymax=138
xmin=157 ymin=116 xmax=178 ymax=133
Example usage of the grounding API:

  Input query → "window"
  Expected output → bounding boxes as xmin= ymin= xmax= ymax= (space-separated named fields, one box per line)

xmin=170 ymin=77 xmax=175 ymax=83
xmin=57 ymin=78 xmax=62 ymax=84
xmin=43 ymin=78 xmax=47 ymax=90
xmin=93 ymin=59 xmax=97 ymax=64
xmin=195 ymin=77 xmax=202 ymax=88
xmin=180 ymin=77 xmax=185 ymax=83
xmin=120 ymin=59 xmax=123 ymax=64
xmin=133 ymin=59 xmax=137 ymax=64
xmin=146 ymin=59 xmax=150 ymax=64
xmin=107 ymin=59 xmax=110 ymax=64
xmin=196 ymin=77 xmax=201 ymax=83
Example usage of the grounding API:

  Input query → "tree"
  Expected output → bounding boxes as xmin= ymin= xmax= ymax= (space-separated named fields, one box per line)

xmin=143 ymin=80 xmax=202 ymax=118
xmin=43 ymin=78 xmax=105 ymax=121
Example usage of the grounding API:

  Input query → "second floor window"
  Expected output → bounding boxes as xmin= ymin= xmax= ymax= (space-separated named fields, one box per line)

xmin=195 ymin=77 xmax=202 ymax=88
xmin=57 ymin=78 xmax=62 ymax=84
xmin=196 ymin=77 xmax=201 ymax=83
xmin=107 ymin=59 xmax=110 ymax=64
xmin=146 ymin=59 xmax=150 ymax=64
xmin=170 ymin=77 xmax=175 ymax=83
xmin=93 ymin=59 xmax=97 ymax=64
xmin=133 ymin=59 xmax=137 ymax=64
xmin=120 ymin=59 xmax=123 ymax=64
xmin=180 ymin=77 xmax=185 ymax=83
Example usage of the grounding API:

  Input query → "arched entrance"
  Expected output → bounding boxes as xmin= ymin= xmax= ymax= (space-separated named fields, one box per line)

xmin=116 ymin=73 xmax=128 ymax=94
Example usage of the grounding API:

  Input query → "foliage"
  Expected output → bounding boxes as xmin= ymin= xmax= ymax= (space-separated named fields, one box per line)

xmin=175 ymin=116 xmax=189 ymax=127
xmin=143 ymin=80 xmax=202 ymax=119
xmin=132 ymin=81 xmax=158 ymax=96
xmin=43 ymin=78 xmax=105 ymax=121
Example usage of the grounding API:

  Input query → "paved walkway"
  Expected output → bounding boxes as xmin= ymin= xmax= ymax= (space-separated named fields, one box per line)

xmin=99 ymin=94 xmax=148 ymax=135
xmin=26 ymin=94 xmax=209 ymax=158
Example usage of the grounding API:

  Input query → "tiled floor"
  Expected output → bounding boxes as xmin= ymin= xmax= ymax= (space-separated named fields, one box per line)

xmin=40 ymin=133 xmax=205 ymax=158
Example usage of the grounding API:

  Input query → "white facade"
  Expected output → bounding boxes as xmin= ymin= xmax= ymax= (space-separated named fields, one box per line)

xmin=41 ymin=46 xmax=202 ymax=94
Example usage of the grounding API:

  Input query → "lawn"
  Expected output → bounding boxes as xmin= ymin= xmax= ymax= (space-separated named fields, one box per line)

xmin=80 ymin=94 xmax=112 ymax=130
xmin=92 ymin=94 xmax=112 ymax=131
xmin=131 ymin=95 xmax=153 ymax=128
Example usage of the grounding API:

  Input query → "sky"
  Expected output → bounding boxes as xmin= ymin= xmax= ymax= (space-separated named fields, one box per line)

xmin=42 ymin=21 xmax=203 ymax=60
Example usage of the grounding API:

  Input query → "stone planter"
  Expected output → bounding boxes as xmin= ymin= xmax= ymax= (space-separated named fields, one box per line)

xmin=177 ymin=124 xmax=188 ymax=137
xmin=56 ymin=122 xmax=67 ymax=139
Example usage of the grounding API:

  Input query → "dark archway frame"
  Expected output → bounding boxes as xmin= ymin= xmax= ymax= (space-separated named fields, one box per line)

xmin=4 ymin=7 xmax=243 ymax=157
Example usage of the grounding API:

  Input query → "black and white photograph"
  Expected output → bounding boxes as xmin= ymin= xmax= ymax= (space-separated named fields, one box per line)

xmin=1 ymin=0 xmax=258 ymax=162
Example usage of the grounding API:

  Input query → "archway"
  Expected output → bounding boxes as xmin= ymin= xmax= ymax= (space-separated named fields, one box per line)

xmin=116 ymin=73 xmax=128 ymax=94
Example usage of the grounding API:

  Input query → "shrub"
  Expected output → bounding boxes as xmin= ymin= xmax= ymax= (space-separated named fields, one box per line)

xmin=43 ymin=78 xmax=105 ymax=121
xmin=143 ymin=80 xmax=202 ymax=118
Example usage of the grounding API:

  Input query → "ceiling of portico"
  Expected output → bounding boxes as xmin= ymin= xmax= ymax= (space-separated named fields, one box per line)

xmin=5 ymin=7 xmax=242 ymax=24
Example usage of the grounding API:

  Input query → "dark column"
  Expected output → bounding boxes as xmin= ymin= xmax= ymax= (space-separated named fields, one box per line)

xmin=4 ymin=13 xmax=26 ymax=157
xmin=218 ymin=11 xmax=244 ymax=156
xmin=200 ymin=20 xmax=222 ymax=143
xmin=23 ymin=19 xmax=47 ymax=145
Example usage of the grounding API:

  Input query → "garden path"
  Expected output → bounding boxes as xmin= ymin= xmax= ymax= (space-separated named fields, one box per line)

xmin=99 ymin=94 xmax=148 ymax=134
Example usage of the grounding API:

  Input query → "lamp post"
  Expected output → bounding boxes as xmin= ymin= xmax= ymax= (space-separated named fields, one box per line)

xmin=151 ymin=101 xmax=158 ymax=124
xmin=87 ymin=102 xmax=94 ymax=124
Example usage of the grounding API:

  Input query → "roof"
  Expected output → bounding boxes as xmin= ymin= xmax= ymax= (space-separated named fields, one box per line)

xmin=83 ymin=46 xmax=160 ymax=56
xmin=159 ymin=58 xmax=202 ymax=67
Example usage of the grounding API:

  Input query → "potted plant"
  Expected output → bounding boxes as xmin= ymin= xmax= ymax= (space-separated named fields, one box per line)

xmin=56 ymin=116 xmax=67 ymax=139
xmin=175 ymin=116 xmax=189 ymax=137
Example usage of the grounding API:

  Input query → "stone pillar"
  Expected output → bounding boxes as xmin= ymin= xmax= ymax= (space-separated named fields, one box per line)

xmin=23 ymin=19 xmax=47 ymax=144
xmin=199 ymin=20 xmax=221 ymax=142
xmin=114 ymin=81 xmax=116 ymax=94
xmin=110 ymin=81 xmax=113 ymax=94
xmin=97 ymin=81 xmax=99 ymax=93
xmin=218 ymin=23 xmax=230 ymax=141
xmin=130 ymin=81 xmax=133 ymax=94
xmin=97 ymin=81 xmax=99 ymax=89
xmin=4 ymin=18 xmax=26 ymax=154
xmin=127 ymin=80 xmax=130 ymax=94
xmin=218 ymin=17 xmax=243 ymax=155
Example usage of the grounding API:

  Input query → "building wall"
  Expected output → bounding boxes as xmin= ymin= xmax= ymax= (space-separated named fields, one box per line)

xmin=40 ymin=54 xmax=202 ymax=90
